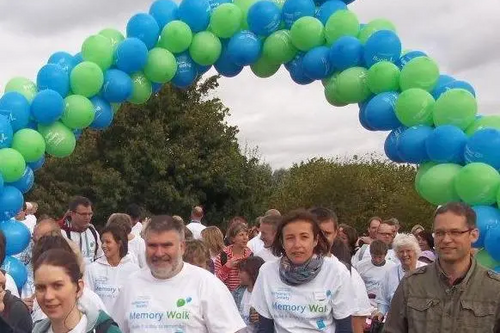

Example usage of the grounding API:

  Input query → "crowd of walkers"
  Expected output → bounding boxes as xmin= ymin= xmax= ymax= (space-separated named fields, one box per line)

xmin=1 ymin=196 xmax=500 ymax=333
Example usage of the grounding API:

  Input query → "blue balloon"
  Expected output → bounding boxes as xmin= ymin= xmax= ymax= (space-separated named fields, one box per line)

xmin=0 ymin=92 xmax=30 ymax=132
xmin=0 ymin=116 xmax=13 ymax=149
xmin=152 ymin=82 xmax=163 ymax=93
xmin=127 ymin=13 xmax=160 ymax=50
xmin=195 ymin=63 xmax=212 ymax=76
xmin=282 ymin=0 xmax=315 ymax=29
xmin=214 ymin=42 xmax=243 ymax=77
xmin=464 ymin=129 xmax=500 ymax=169
xmin=363 ymin=92 xmax=402 ymax=131
xmin=364 ymin=30 xmax=402 ymax=67
xmin=37 ymin=64 xmax=70 ymax=98
xmin=171 ymin=53 xmax=198 ymax=88
xmin=0 ymin=186 xmax=24 ymax=220
xmin=384 ymin=127 xmax=406 ymax=163
xmin=30 ymin=90 xmax=64 ymax=125
xmin=315 ymin=0 xmax=347 ymax=25
xmin=285 ymin=53 xmax=314 ymax=85
xmin=302 ymin=46 xmax=332 ymax=80
xmin=149 ymin=0 xmax=179 ymax=29
xmin=432 ymin=80 xmax=476 ymax=100
xmin=425 ymin=125 xmax=467 ymax=164
xmin=102 ymin=69 xmax=133 ymax=103
xmin=329 ymin=36 xmax=363 ymax=71
xmin=5 ymin=167 xmax=34 ymax=194
xmin=0 ymin=174 xmax=3 ymax=191
xmin=248 ymin=1 xmax=281 ymax=37
xmin=1 ymin=256 xmax=27 ymax=289
xmin=227 ymin=31 xmax=262 ymax=66
xmin=178 ymin=0 xmax=211 ymax=33
xmin=115 ymin=38 xmax=149 ymax=74
xmin=208 ymin=0 xmax=232 ymax=11
xmin=73 ymin=52 xmax=84 ymax=66
xmin=485 ymin=227 xmax=500 ymax=262
xmin=396 ymin=51 xmax=426 ymax=69
xmin=48 ymin=51 xmax=76 ymax=74
xmin=359 ymin=102 xmax=375 ymax=131
xmin=473 ymin=206 xmax=500 ymax=248
xmin=397 ymin=125 xmax=433 ymax=163
xmin=430 ymin=74 xmax=455 ymax=98
xmin=27 ymin=155 xmax=45 ymax=172
xmin=341 ymin=0 xmax=355 ymax=3
xmin=90 ymin=97 xmax=114 ymax=130
xmin=73 ymin=129 xmax=83 ymax=140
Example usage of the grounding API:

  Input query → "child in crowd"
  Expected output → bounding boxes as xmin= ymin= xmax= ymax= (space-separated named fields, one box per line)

xmin=183 ymin=239 xmax=212 ymax=272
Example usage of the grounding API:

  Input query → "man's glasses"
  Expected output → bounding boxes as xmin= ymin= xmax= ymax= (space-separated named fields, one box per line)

xmin=74 ymin=211 xmax=93 ymax=217
xmin=434 ymin=229 xmax=472 ymax=239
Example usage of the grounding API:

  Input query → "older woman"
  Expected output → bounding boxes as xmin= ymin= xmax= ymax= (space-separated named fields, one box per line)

xmin=374 ymin=233 xmax=426 ymax=320
xmin=251 ymin=210 xmax=356 ymax=333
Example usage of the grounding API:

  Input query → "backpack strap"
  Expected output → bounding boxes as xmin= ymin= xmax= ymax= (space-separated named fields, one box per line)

xmin=220 ymin=251 xmax=228 ymax=266
xmin=95 ymin=318 xmax=118 ymax=333
xmin=88 ymin=225 xmax=99 ymax=258
xmin=358 ymin=244 xmax=368 ymax=261
xmin=64 ymin=228 xmax=72 ymax=240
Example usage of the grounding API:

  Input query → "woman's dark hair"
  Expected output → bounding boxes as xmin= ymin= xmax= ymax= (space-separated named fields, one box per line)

xmin=417 ymin=230 xmax=435 ymax=249
xmin=106 ymin=213 xmax=132 ymax=235
xmin=331 ymin=238 xmax=352 ymax=271
xmin=34 ymin=248 xmax=83 ymax=284
xmin=339 ymin=224 xmax=358 ymax=256
xmin=271 ymin=209 xmax=330 ymax=258
xmin=238 ymin=256 xmax=265 ymax=285
xmin=0 ymin=230 xmax=6 ymax=265
xmin=101 ymin=224 xmax=128 ymax=259
xmin=32 ymin=235 xmax=74 ymax=267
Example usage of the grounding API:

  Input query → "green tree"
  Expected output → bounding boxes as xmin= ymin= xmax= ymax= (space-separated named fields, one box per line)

xmin=27 ymin=76 xmax=273 ymax=228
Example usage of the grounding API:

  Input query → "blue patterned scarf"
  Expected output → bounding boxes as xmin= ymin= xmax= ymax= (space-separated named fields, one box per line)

xmin=279 ymin=254 xmax=324 ymax=286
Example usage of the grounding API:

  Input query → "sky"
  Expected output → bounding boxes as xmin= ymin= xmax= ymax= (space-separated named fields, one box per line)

xmin=0 ymin=0 xmax=498 ymax=169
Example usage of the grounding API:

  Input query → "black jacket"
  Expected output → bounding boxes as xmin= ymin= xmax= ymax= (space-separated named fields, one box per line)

xmin=0 ymin=290 xmax=33 ymax=333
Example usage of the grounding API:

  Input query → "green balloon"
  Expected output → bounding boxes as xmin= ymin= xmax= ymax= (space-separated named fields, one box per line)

xmin=325 ymin=10 xmax=360 ymax=45
xmin=37 ymin=122 xmax=76 ymax=158
xmin=61 ymin=95 xmax=95 ymax=129
xmin=415 ymin=161 xmax=438 ymax=194
xmin=210 ymin=4 xmax=243 ymax=39
xmin=322 ymin=72 xmax=340 ymax=87
xmin=5 ymin=77 xmax=37 ymax=102
xmin=11 ymin=129 xmax=46 ymax=163
xmin=70 ymin=62 xmax=104 ymax=97
xmin=395 ymin=88 xmax=435 ymax=127
xmin=251 ymin=55 xmax=280 ymax=78
xmin=111 ymin=103 xmax=121 ymax=114
xmin=189 ymin=32 xmax=222 ymax=66
xmin=128 ymin=73 xmax=152 ymax=105
xmin=335 ymin=67 xmax=371 ymax=104
xmin=290 ymin=17 xmax=325 ymax=51
xmin=263 ymin=30 xmax=297 ymax=64
xmin=324 ymin=74 xmax=348 ymax=107
xmin=367 ymin=61 xmax=400 ymax=94
xmin=158 ymin=21 xmax=193 ymax=53
xmin=81 ymin=35 xmax=114 ymax=70
xmin=465 ymin=116 xmax=500 ymax=136
xmin=399 ymin=56 xmax=439 ymax=91
xmin=417 ymin=163 xmax=462 ymax=205
xmin=475 ymin=248 xmax=500 ymax=269
xmin=358 ymin=19 xmax=396 ymax=44
xmin=0 ymin=148 xmax=26 ymax=182
xmin=433 ymin=89 xmax=477 ymax=130
xmin=234 ymin=0 xmax=257 ymax=30
xmin=144 ymin=48 xmax=177 ymax=83
xmin=455 ymin=163 xmax=500 ymax=206
xmin=99 ymin=28 xmax=125 ymax=50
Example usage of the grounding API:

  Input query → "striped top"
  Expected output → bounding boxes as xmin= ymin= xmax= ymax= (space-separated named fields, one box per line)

xmin=214 ymin=244 xmax=253 ymax=292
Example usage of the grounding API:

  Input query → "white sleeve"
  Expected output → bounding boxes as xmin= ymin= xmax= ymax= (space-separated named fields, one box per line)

xmin=82 ymin=287 xmax=107 ymax=312
xmin=376 ymin=270 xmax=391 ymax=315
xmin=5 ymin=273 xmax=19 ymax=297
xmin=202 ymin=275 xmax=246 ymax=333
xmin=351 ymin=268 xmax=373 ymax=316
xmin=250 ymin=267 xmax=272 ymax=319
xmin=113 ymin=286 xmax=130 ymax=333
xmin=330 ymin=264 xmax=356 ymax=320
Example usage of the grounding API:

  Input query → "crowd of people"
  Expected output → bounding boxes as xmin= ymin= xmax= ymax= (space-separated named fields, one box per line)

xmin=1 ymin=197 xmax=500 ymax=333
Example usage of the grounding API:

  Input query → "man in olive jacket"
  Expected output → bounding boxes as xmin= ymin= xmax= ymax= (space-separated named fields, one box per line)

xmin=384 ymin=202 xmax=500 ymax=333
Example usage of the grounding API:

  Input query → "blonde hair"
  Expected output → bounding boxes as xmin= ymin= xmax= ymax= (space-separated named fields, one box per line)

xmin=183 ymin=239 xmax=210 ymax=268
xmin=107 ymin=213 xmax=132 ymax=234
xmin=201 ymin=226 xmax=224 ymax=257
xmin=393 ymin=233 xmax=421 ymax=259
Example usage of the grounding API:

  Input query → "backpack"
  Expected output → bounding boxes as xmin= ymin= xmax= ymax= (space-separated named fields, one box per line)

xmin=64 ymin=224 xmax=100 ymax=258
xmin=94 ymin=318 xmax=119 ymax=333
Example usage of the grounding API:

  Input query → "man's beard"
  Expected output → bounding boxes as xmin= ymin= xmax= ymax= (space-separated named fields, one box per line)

xmin=148 ymin=254 xmax=183 ymax=279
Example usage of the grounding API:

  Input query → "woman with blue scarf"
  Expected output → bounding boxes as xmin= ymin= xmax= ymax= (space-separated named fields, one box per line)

xmin=250 ymin=209 xmax=356 ymax=333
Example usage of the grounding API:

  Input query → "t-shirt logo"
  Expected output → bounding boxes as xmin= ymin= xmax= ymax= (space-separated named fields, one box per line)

xmin=176 ymin=297 xmax=192 ymax=308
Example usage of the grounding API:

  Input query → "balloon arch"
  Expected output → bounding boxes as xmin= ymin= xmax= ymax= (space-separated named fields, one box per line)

xmin=1 ymin=0 xmax=500 ymax=288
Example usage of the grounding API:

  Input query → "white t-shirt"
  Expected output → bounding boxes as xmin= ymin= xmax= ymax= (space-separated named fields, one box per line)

xmin=84 ymin=255 xmax=140 ymax=317
xmin=255 ymin=247 xmax=279 ymax=262
xmin=62 ymin=226 xmax=104 ymax=266
xmin=113 ymin=262 xmax=246 ymax=333
xmin=185 ymin=222 xmax=206 ymax=240
xmin=48 ymin=314 xmax=88 ymax=333
xmin=352 ymin=245 xmax=400 ymax=267
xmin=128 ymin=235 xmax=147 ymax=268
xmin=5 ymin=272 xmax=19 ymax=297
xmin=251 ymin=257 xmax=356 ymax=332
xmin=376 ymin=261 xmax=427 ymax=315
xmin=131 ymin=222 xmax=143 ymax=237
xmin=240 ymin=289 xmax=257 ymax=333
xmin=355 ymin=258 xmax=396 ymax=296
xmin=247 ymin=234 xmax=264 ymax=254
xmin=350 ymin=268 xmax=373 ymax=316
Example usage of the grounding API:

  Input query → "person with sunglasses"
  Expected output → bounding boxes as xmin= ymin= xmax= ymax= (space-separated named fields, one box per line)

xmin=58 ymin=196 xmax=103 ymax=265
xmin=384 ymin=202 xmax=500 ymax=333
